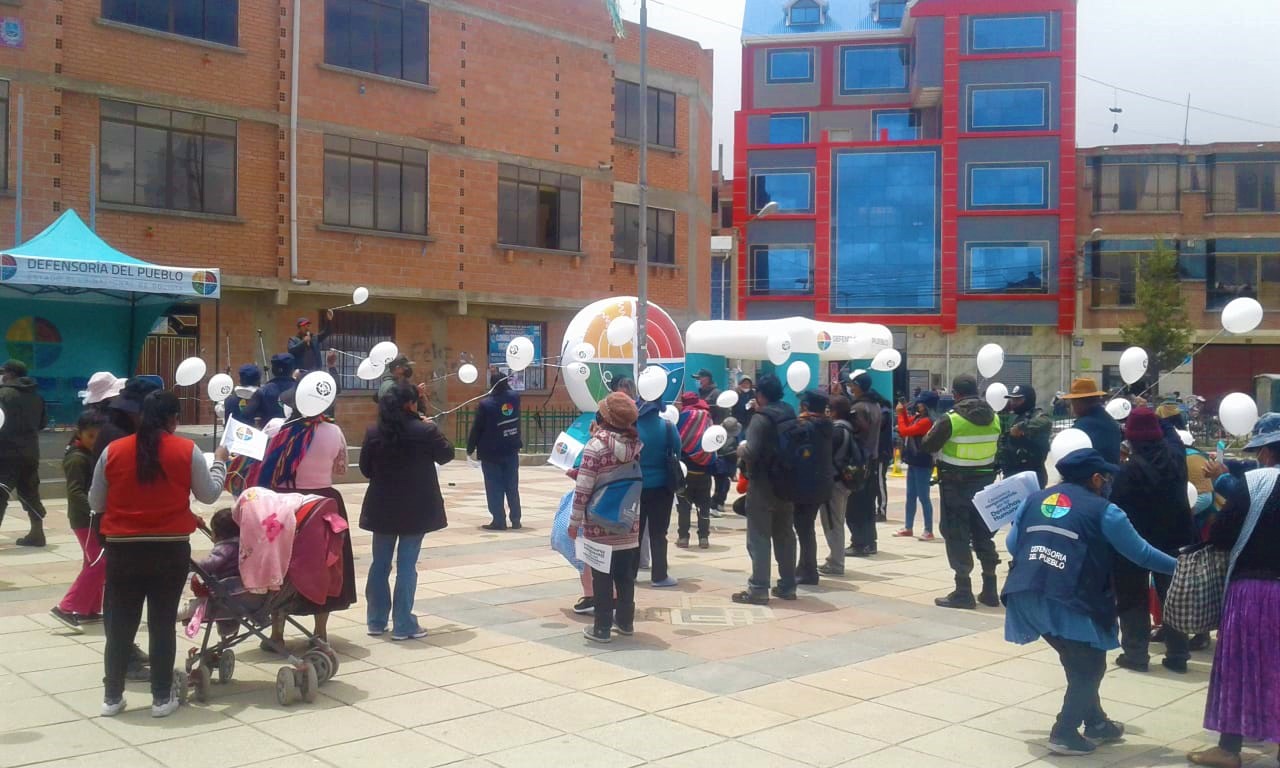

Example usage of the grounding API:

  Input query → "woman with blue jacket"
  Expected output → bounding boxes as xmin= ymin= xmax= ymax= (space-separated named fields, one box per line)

xmin=635 ymin=400 xmax=679 ymax=587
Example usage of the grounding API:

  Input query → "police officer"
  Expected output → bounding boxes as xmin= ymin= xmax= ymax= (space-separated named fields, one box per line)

xmin=997 ymin=384 xmax=1053 ymax=487
xmin=922 ymin=373 xmax=1001 ymax=608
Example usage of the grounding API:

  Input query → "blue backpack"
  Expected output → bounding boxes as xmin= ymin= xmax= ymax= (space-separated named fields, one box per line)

xmin=764 ymin=411 xmax=833 ymax=505
xmin=585 ymin=460 xmax=643 ymax=535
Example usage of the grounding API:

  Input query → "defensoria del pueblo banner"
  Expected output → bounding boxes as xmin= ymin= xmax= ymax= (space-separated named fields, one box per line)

xmin=0 ymin=254 xmax=221 ymax=298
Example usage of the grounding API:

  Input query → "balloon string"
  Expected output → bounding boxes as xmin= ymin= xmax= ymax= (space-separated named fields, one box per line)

xmin=1136 ymin=328 xmax=1227 ymax=400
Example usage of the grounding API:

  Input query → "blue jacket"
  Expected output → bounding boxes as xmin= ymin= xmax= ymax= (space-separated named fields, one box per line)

xmin=1073 ymin=404 xmax=1123 ymax=465
xmin=636 ymin=402 xmax=678 ymax=490
xmin=467 ymin=391 xmax=522 ymax=462
xmin=246 ymin=376 xmax=293 ymax=423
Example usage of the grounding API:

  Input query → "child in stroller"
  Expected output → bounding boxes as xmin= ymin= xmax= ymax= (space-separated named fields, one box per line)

xmin=180 ymin=509 xmax=263 ymax=634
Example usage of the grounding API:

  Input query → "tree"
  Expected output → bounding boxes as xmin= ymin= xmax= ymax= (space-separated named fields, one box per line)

xmin=1120 ymin=240 xmax=1194 ymax=391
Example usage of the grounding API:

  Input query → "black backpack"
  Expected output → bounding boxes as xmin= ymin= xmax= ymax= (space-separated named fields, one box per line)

xmin=834 ymin=420 xmax=870 ymax=491
xmin=764 ymin=411 xmax=833 ymax=505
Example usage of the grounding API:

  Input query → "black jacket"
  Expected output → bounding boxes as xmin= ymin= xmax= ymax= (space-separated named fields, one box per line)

xmin=0 ymin=376 xmax=46 ymax=458
xmin=287 ymin=327 xmax=331 ymax=372
xmin=1110 ymin=440 xmax=1196 ymax=554
xmin=1211 ymin=473 xmax=1280 ymax=580
xmin=359 ymin=416 xmax=455 ymax=535
xmin=1073 ymin=404 xmax=1123 ymax=465
xmin=466 ymin=391 xmax=522 ymax=462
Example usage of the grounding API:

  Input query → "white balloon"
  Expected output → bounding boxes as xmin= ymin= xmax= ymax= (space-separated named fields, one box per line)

xmin=458 ymin=363 xmax=479 ymax=384
xmin=976 ymin=343 xmax=1005 ymax=378
xmin=1119 ymin=347 xmax=1148 ymax=385
xmin=356 ymin=357 xmax=384 ymax=381
xmin=295 ymin=371 xmax=337 ymax=417
xmin=1222 ymin=296 xmax=1264 ymax=335
xmin=848 ymin=369 xmax=867 ymax=381
xmin=765 ymin=333 xmax=793 ymax=366
xmin=1177 ymin=429 xmax=1194 ymax=447
xmin=871 ymin=348 xmax=901 ymax=372
xmin=1106 ymin=398 xmax=1133 ymax=421
xmin=565 ymin=362 xmax=590 ymax=382
xmin=352 ymin=286 xmax=370 ymax=305
xmin=206 ymin=373 xmax=234 ymax=402
xmin=214 ymin=402 xmax=224 ymax=420
xmin=174 ymin=357 xmax=207 ymax=387
xmin=1186 ymin=482 xmax=1199 ymax=509
xmin=369 ymin=341 xmax=399 ymax=366
xmin=505 ymin=336 xmax=535 ymax=372
xmin=716 ymin=390 xmax=739 ymax=409
xmin=701 ymin=425 xmax=728 ymax=453
xmin=661 ymin=405 xmax=680 ymax=425
xmin=606 ymin=316 xmax=636 ymax=347
xmin=637 ymin=365 xmax=668 ymax=402
xmin=573 ymin=342 xmax=596 ymax=361
xmin=985 ymin=382 xmax=1009 ymax=411
xmin=1219 ymin=392 xmax=1259 ymax=436
xmin=786 ymin=360 xmax=811 ymax=392
xmin=1048 ymin=428 xmax=1093 ymax=466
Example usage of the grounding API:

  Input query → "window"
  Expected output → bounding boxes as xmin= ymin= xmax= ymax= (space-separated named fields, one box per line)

xmin=1207 ymin=251 xmax=1280 ymax=309
xmin=99 ymin=100 xmax=236 ymax=215
xmin=497 ymin=164 xmax=581 ymax=252
xmin=102 ymin=0 xmax=238 ymax=45
xmin=788 ymin=0 xmax=821 ymax=25
xmin=965 ymin=242 xmax=1048 ymax=293
xmin=324 ymin=0 xmax=429 ymax=85
xmin=1211 ymin=161 xmax=1279 ymax=212
xmin=1091 ymin=252 xmax=1140 ymax=307
xmin=613 ymin=80 xmax=676 ymax=148
xmin=327 ymin=310 xmax=394 ymax=391
xmin=323 ymin=136 xmax=427 ymax=234
xmin=831 ymin=150 xmax=939 ymax=312
xmin=969 ymin=15 xmax=1049 ymax=52
xmin=841 ymin=46 xmax=909 ymax=93
xmin=968 ymin=163 xmax=1048 ymax=209
xmin=767 ymin=49 xmax=814 ymax=84
xmin=873 ymin=110 xmax=920 ymax=140
xmin=612 ymin=204 xmax=675 ymax=265
xmin=750 ymin=169 xmax=813 ymax=213
xmin=768 ymin=113 xmax=809 ymax=144
xmin=977 ymin=325 xmax=1033 ymax=337
xmin=750 ymin=245 xmax=813 ymax=295
xmin=1094 ymin=160 xmax=1178 ymax=212
xmin=0 ymin=81 xmax=8 ymax=190
xmin=968 ymin=85 xmax=1048 ymax=131
xmin=875 ymin=1 xmax=906 ymax=23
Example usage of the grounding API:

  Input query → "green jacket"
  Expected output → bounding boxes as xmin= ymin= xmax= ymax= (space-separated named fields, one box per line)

xmin=0 ymin=377 xmax=46 ymax=458
xmin=996 ymin=407 xmax=1053 ymax=472
xmin=63 ymin=445 xmax=93 ymax=530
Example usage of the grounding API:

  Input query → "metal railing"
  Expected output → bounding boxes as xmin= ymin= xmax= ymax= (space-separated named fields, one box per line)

xmin=452 ymin=408 xmax=582 ymax=453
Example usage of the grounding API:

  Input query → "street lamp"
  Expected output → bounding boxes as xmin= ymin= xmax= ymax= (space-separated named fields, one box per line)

xmin=755 ymin=201 xmax=781 ymax=219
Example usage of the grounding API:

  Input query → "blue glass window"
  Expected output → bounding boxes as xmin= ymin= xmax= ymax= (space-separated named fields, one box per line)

xmin=841 ymin=46 xmax=909 ymax=93
xmin=751 ymin=246 xmax=814 ymax=295
xmin=831 ymin=150 xmax=939 ymax=312
xmin=970 ymin=15 xmax=1050 ymax=52
xmin=789 ymin=0 xmax=821 ymax=25
xmin=968 ymin=86 xmax=1049 ymax=131
xmin=968 ymin=164 xmax=1048 ymax=209
xmin=873 ymin=111 xmax=920 ymax=140
xmin=966 ymin=243 xmax=1048 ymax=293
xmin=876 ymin=1 xmax=906 ymax=23
xmin=767 ymin=49 xmax=814 ymax=84
xmin=751 ymin=170 xmax=813 ymax=213
xmin=768 ymin=114 xmax=809 ymax=144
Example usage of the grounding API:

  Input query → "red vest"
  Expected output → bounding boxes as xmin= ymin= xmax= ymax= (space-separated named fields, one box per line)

xmin=102 ymin=432 xmax=199 ymax=539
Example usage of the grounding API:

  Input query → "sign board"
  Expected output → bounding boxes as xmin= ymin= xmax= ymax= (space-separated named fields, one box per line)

xmin=0 ymin=18 xmax=24 ymax=49
xmin=487 ymin=321 xmax=544 ymax=391
xmin=974 ymin=470 xmax=1041 ymax=532
xmin=222 ymin=416 xmax=268 ymax=460
xmin=548 ymin=431 xmax=585 ymax=471
xmin=575 ymin=537 xmax=613 ymax=573
xmin=0 ymin=254 xmax=221 ymax=298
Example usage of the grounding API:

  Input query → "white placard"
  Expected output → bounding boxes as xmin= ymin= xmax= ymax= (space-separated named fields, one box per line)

xmin=575 ymin=537 xmax=613 ymax=573
xmin=547 ymin=431 xmax=585 ymax=472
xmin=974 ymin=471 xmax=1041 ymax=532
xmin=221 ymin=416 xmax=269 ymax=461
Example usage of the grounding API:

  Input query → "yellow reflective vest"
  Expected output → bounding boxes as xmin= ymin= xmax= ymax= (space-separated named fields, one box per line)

xmin=938 ymin=411 xmax=1000 ymax=469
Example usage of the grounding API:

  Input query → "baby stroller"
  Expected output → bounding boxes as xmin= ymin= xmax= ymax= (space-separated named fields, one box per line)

xmin=179 ymin=491 xmax=348 ymax=707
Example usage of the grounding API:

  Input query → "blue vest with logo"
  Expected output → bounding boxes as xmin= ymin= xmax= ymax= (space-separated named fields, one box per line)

xmin=1002 ymin=483 xmax=1116 ymax=623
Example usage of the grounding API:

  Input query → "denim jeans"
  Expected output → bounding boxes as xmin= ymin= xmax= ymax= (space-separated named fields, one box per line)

xmin=904 ymin=465 xmax=934 ymax=533
xmin=480 ymin=454 xmax=522 ymax=527
xmin=1043 ymin=634 xmax=1108 ymax=735
xmin=366 ymin=533 xmax=424 ymax=637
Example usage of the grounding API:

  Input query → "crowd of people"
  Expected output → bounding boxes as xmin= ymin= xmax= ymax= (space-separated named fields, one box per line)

xmin=0 ymin=350 xmax=1276 ymax=766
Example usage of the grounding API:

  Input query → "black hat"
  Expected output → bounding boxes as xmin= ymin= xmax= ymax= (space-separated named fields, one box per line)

xmin=694 ymin=368 xmax=715 ymax=380
xmin=388 ymin=355 xmax=414 ymax=370
xmin=1056 ymin=448 xmax=1121 ymax=481
xmin=1009 ymin=385 xmax=1028 ymax=399
xmin=851 ymin=371 xmax=873 ymax=393
xmin=109 ymin=376 xmax=162 ymax=414
xmin=237 ymin=364 xmax=262 ymax=386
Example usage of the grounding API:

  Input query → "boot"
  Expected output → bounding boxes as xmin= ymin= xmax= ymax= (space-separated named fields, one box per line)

xmin=978 ymin=574 xmax=999 ymax=607
xmin=935 ymin=577 xmax=977 ymax=609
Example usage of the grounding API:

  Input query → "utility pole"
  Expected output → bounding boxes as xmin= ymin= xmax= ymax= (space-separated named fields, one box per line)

xmin=635 ymin=0 xmax=649 ymax=369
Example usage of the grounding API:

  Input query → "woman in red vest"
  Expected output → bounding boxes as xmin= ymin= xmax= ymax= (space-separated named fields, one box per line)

xmin=89 ymin=391 xmax=227 ymax=719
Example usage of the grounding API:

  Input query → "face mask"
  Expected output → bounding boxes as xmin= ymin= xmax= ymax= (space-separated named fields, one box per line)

xmin=1098 ymin=477 xmax=1114 ymax=499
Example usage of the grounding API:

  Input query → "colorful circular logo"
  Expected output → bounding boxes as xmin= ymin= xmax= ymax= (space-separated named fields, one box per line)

xmin=1040 ymin=493 xmax=1072 ymax=519
xmin=1 ymin=254 xmax=17 ymax=281
xmin=560 ymin=297 xmax=686 ymax=413
xmin=191 ymin=270 xmax=218 ymax=296
xmin=234 ymin=425 xmax=255 ymax=441
xmin=5 ymin=316 xmax=61 ymax=369
xmin=816 ymin=330 xmax=832 ymax=351
xmin=501 ymin=403 xmax=514 ymax=417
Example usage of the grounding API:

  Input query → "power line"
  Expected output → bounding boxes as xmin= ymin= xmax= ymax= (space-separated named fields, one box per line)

xmin=1080 ymin=74 xmax=1280 ymax=131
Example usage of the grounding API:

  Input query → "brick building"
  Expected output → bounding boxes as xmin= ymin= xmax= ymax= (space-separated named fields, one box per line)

xmin=733 ymin=0 xmax=1077 ymax=398
xmin=0 ymin=1 xmax=712 ymax=436
xmin=1076 ymin=142 xmax=1280 ymax=407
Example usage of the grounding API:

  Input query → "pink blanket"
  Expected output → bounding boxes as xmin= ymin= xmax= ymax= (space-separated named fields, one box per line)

xmin=233 ymin=488 xmax=301 ymax=593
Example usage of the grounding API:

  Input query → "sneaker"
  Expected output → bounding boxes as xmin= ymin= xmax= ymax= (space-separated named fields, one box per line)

xmin=676 ymin=536 xmax=690 ymax=548
xmin=698 ymin=537 xmax=710 ymax=549
xmin=367 ymin=627 xmax=387 ymax=637
xmin=818 ymin=563 xmax=844 ymax=576
xmin=770 ymin=587 xmax=798 ymax=600
xmin=1048 ymin=728 xmax=1096 ymax=756
xmin=797 ymin=575 xmax=819 ymax=586
xmin=583 ymin=626 xmax=612 ymax=643
xmin=77 ymin=612 xmax=104 ymax=624
xmin=1114 ymin=654 xmax=1149 ymax=673
xmin=850 ymin=546 xmax=877 ymax=557
xmin=151 ymin=696 xmax=180 ymax=718
xmin=50 ymin=606 xmax=82 ymax=632
xmin=651 ymin=576 xmax=678 ymax=588
xmin=1083 ymin=719 xmax=1125 ymax=744
xmin=918 ymin=532 xmax=936 ymax=541
xmin=1161 ymin=657 xmax=1188 ymax=674
xmin=101 ymin=697 xmax=126 ymax=717
xmin=1187 ymin=747 xmax=1243 ymax=768
xmin=934 ymin=591 xmax=977 ymax=609
xmin=480 ymin=523 xmax=507 ymax=531
xmin=130 ymin=644 xmax=150 ymax=664
xmin=844 ymin=545 xmax=857 ymax=556
xmin=572 ymin=596 xmax=595 ymax=615
xmin=731 ymin=590 xmax=769 ymax=606
xmin=893 ymin=529 xmax=914 ymax=537
xmin=391 ymin=628 xmax=428 ymax=641
xmin=614 ymin=623 xmax=634 ymax=636
xmin=709 ymin=506 xmax=724 ymax=518
xmin=126 ymin=659 xmax=150 ymax=682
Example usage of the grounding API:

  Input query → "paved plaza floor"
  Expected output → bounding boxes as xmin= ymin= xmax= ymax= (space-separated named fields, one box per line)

xmin=0 ymin=464 xmax=1267 ymax=768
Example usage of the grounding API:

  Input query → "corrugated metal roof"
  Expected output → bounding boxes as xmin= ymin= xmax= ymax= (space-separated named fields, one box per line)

xmin=742 ymin=0 xmax=903 ymax=39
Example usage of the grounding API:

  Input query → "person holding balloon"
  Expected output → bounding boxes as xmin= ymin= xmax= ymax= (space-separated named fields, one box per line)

xmin=287 ymin=310 xmax=334 ymax=375
xmin=468 ymin=373 xmax=524 ymax=531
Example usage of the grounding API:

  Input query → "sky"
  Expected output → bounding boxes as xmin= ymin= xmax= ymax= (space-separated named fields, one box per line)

xmin=617 ymin=0 xmax=1280 ymax=177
